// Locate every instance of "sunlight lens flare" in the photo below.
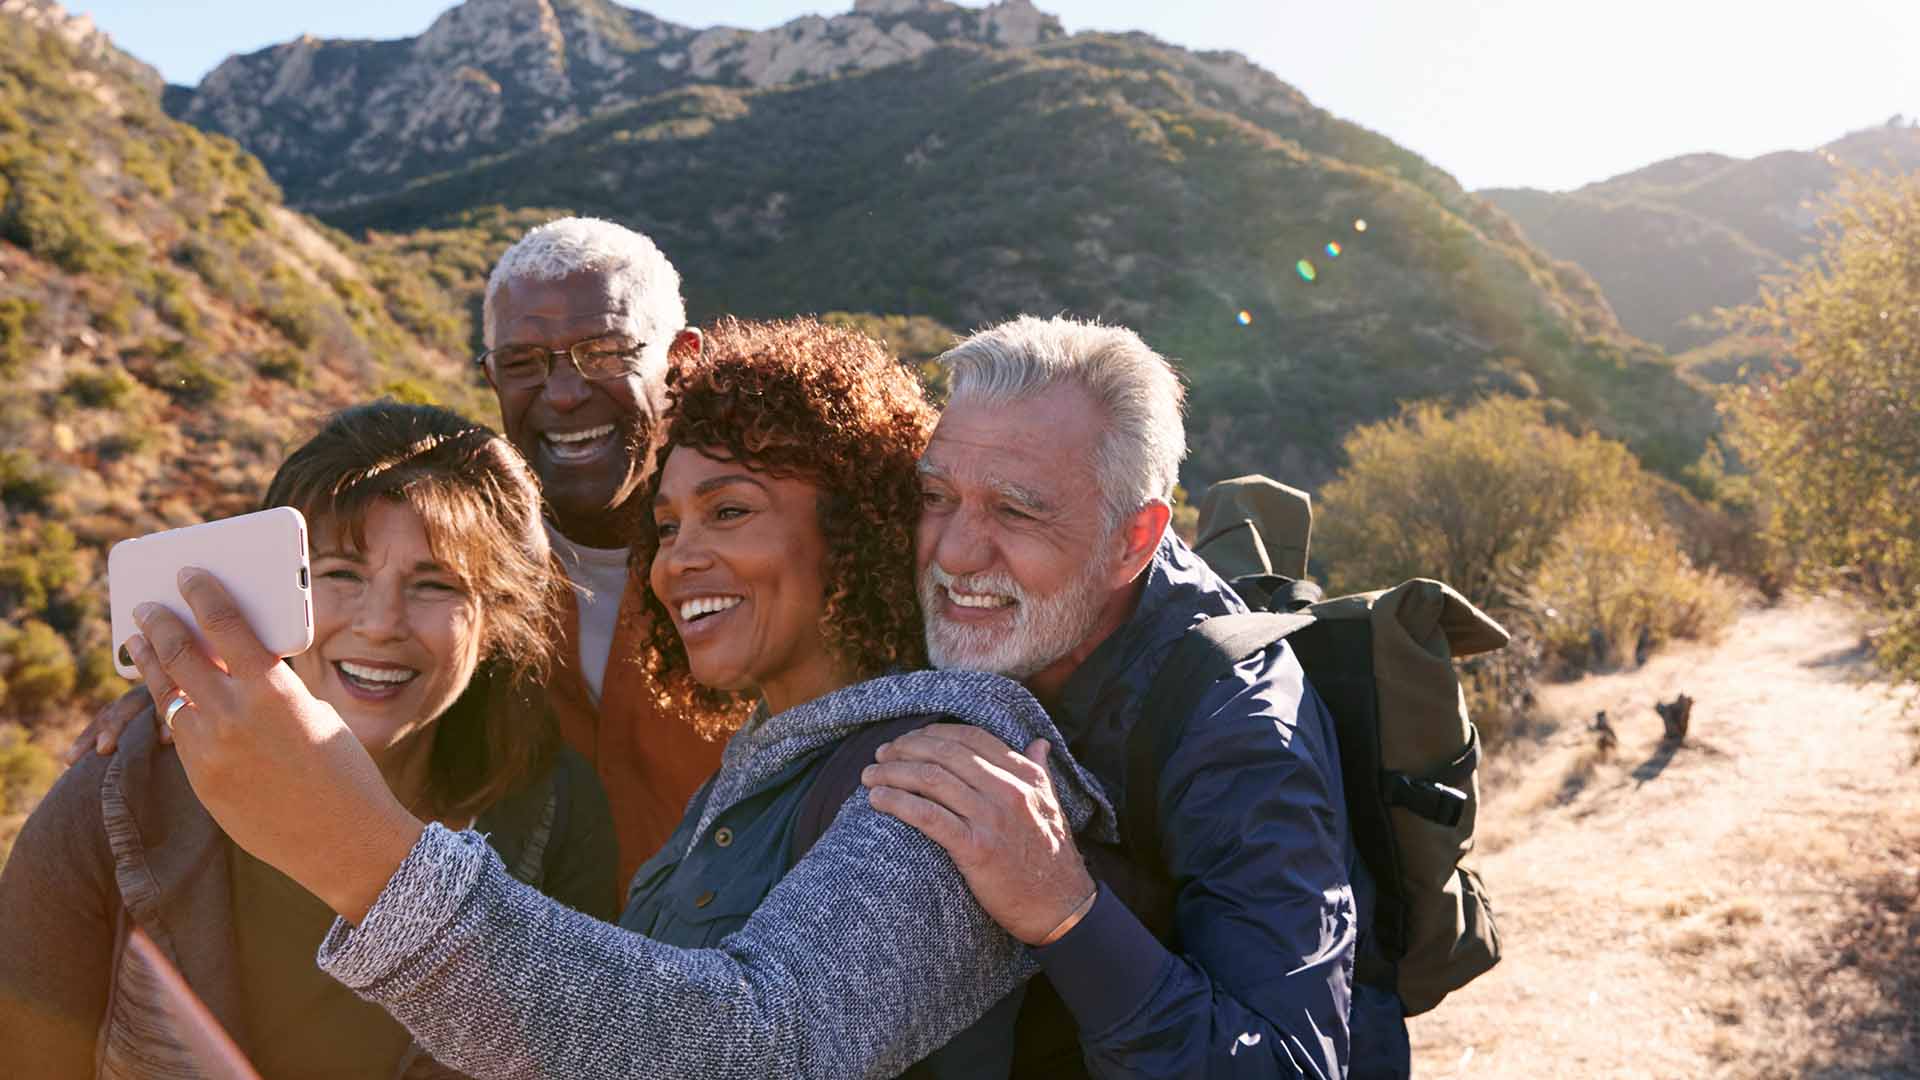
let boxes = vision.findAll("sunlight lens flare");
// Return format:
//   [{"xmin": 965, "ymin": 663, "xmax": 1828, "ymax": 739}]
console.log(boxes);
[
  {"xmin": 1325, "ymin": 241, "xmax": 1342, "ymax": 258},
  {"xmin": 1295, "ymin": 259, "xmax": 1317, "ymax": 282},
  {"xmin": 1354, "ymin": 218, "xmax": 1368, "ymax": 232},
  {"xmin": 1236, "ymin": 310, "xmax": 1252, "ymax": 326}
]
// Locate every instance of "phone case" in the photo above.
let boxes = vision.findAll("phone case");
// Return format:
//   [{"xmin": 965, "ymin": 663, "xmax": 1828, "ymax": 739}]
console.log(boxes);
[{"xmin": 109, "ymin": 507, "xmax": 314, "ymax": 679}]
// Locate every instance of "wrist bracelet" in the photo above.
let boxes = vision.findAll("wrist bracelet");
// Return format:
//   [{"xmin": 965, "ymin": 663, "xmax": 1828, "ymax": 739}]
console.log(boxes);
[{"xmin": 1036, "ymin": 886, "xmax": 1100, "ymax": 947}]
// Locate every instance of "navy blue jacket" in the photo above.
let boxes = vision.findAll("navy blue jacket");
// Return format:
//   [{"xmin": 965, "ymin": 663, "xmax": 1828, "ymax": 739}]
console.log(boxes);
[{"xmin": 1034, "ymin": 534, "xmax": 1408, "ymax": 1078}]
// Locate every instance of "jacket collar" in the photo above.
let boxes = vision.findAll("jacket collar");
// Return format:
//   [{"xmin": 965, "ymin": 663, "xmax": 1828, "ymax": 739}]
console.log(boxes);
[{"xmin": 1057, "ymin": 532, "xmax": 1246, "ymax": 731}]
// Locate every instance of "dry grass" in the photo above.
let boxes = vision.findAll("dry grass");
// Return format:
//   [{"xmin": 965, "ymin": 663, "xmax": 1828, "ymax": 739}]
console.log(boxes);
[{"xmin": 1412, "ymin": 596, "xmax": 1920, "ymax": 1078}]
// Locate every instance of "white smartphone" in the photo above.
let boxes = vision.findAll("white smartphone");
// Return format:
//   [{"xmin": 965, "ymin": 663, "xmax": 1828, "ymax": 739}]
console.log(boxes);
[{"xmin": 109, "ymin": 507, "xmax": 315, "ymax": 679}]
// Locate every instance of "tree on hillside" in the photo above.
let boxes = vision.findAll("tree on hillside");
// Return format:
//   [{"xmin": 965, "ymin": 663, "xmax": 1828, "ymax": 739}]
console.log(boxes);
[{"xmin": 1724, "ymin": 172, "xmax": 1920, "ymax": 685}]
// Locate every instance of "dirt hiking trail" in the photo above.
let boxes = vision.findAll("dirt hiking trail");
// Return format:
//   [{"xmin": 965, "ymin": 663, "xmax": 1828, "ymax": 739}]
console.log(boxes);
[{"xmin": 1407, "ymin": 597, "xmax": 1920, "ymax": 1078}]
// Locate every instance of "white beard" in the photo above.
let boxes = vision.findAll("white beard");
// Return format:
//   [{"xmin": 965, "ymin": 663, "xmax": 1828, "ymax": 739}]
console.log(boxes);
[{"xmin": 921, "ymin": 557, "xmax": 1110, "ymax": 680}]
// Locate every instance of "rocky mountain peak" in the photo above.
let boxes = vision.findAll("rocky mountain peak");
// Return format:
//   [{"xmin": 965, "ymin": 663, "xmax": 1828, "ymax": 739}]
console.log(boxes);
[
  {"xmin": 172, "ymin": 0, "xmax": 1070, "ymax": 208},
  {"xmin": 0, "ymin": 0, "xmax": 163, "ymax": 96}
]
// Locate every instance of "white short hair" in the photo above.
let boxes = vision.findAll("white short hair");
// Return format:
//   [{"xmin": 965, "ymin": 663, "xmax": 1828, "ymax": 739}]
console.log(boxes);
[
  {"xmin": 941, "ymin": 315, "xmax": 1187, "ymax": 532},
  {"xmin": 483, "ymin": 217, "xmax": 687, "ymax": 348}
]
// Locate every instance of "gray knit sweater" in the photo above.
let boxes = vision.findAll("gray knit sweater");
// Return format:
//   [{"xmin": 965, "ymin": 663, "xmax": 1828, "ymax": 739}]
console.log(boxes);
[{"xmin": 317, "ymin": 670, "xmax": 1118, "ymax": 1079}]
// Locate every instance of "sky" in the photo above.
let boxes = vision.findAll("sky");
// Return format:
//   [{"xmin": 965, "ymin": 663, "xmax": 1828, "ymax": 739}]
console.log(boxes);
[{"xmin": 74, "ymin": 0, "xmax": 1920, "ymax": 192}]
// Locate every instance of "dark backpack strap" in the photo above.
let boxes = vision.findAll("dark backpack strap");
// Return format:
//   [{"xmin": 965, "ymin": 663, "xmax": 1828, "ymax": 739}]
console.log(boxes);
[
  {"xmin": 1229, "ymin": 573, "xmax": 1324, "ymax": 613},
  {"xmin": 1126, "ymin": 612, "xmax": 1314, "ymax": 876},
  {"xmin": 789, "ymin": 713, "xmax": 944, "ymax": 868}
]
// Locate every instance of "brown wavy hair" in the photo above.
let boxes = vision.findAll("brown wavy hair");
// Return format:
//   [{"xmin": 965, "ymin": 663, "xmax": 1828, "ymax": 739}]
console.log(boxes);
[
  {"xmin": 631, "ymin": 316, "xmax": 939, "ymax": 729},
  {"xmin": 264, "ymin": 401, "xmax": 562, "ymax": 820}
]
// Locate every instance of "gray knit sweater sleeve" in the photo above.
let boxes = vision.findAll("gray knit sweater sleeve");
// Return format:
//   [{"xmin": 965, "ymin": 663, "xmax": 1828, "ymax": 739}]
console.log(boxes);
[{"xmin": 319, "ymin": 789, "xmax": 1035, "ymax": 1079}]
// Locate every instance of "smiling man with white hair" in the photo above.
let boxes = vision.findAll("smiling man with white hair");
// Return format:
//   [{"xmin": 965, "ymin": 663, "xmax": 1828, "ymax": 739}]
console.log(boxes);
[
  {"xmin": 474, "ymin": 218, "xmax": 730, "ymax": 894},
  {"xmin": 866, "ymin": 314, "xmax": 1407, "ymax": 1078}
]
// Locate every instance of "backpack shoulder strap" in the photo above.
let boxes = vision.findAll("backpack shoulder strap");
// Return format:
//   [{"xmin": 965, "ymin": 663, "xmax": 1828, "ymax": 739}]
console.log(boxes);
[
  {"xmin": 789, "ymin": 713, "xmax": 944, "ymax": 868},
  {"xmin": 1127, "ymin": 611, "xmax": 1314, "ymax": 874}
]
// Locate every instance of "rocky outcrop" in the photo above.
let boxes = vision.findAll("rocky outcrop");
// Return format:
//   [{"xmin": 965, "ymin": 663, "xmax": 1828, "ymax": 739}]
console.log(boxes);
[
  {"xmin": 173, "ymin": 0, "xmax": 1064, "ymax": 208},
  {"xmin": 0, "ymin": 0, "xmax": 163, "ymax": 96}
]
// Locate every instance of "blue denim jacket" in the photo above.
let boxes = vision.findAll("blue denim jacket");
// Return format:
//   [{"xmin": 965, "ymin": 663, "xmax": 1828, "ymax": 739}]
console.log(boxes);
[{"xmin": 1034, "ymin": 533, "xmax": 1410, "ymax": 1079}]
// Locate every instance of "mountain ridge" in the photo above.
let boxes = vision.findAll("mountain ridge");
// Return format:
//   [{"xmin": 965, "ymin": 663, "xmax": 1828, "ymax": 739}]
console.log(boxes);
[
  {"xmin": 169, "ymin": 0, "xmax": 1066, "ymax": 209},
  {"xmin": 145, "ymin": 0, "xmax": 1718, "ymax": 490},
  {"xmin": 1479, "ymin": 122, "xmax": 1920, "ymax": 353},
  {"xmin": 314, "ymin": 29, "xmax": 1708, "ymax": 485}
]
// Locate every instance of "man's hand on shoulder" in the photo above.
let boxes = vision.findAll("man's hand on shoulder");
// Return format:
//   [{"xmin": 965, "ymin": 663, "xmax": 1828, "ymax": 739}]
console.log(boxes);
[
  {"xmin": 62, "ymin": 685, "xmax": 161, "ymax": 765},
  {"xmin": 864, "ymin": 723, "xmax": 1096, "ymax": 946}
]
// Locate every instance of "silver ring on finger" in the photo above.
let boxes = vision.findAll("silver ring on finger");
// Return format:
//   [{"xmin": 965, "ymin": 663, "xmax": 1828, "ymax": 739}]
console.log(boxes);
[{"xmin": 162, "ymin": 690, "xmax": 195, "ymax": 732}]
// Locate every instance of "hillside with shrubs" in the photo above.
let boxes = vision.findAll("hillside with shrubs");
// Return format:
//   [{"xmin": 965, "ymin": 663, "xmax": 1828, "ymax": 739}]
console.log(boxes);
[
  {"xmin": 0, "ymin": 8, "xmax": 487, "ymax": 859},
  {"xmin": 186, "ymin": 0, "xmax": 1719, "ymax": 491}
]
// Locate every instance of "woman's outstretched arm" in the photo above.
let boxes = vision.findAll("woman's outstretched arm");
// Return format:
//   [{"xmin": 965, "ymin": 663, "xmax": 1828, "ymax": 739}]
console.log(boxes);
[{"xmin": 320, "ymin": 792, "xmax": 1029, "ymax": 1079}]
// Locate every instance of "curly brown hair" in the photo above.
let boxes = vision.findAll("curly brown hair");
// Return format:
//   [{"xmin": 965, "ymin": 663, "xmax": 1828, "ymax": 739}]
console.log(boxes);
[{"xmin": 631, "ymin": 316, "xmax": 939, "ymax": 729}]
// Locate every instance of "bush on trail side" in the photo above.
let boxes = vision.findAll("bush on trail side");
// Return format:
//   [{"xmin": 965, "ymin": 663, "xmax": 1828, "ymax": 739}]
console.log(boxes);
[
  {"xmin": 1317, "ymin": 396, "xmax": 1739, "ymax": 744},
  {"xmin": 1723, "ymin": 171, "xmax": 1920, "ymax": 688},
  {"xmin": 1523, "ymin": 509, "xmax": 1740, "ymax": 673},
  {"xmin": 1317, "ymin": 396, "xmax": 1652, "ymax": 609}
]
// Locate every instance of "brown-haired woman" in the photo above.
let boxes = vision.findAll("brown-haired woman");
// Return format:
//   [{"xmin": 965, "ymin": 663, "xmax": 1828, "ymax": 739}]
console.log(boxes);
[{"xmin": 0, "ymin": 401, "xmax": 617, "ymax": 1079}]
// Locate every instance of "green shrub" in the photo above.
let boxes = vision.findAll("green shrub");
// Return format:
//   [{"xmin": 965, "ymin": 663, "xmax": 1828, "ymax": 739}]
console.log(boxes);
[
  {"xmin": 379, "ymin": 379, "xmax": 441, "ymax": 406},
  {"xmin": 90, "ymin": 288, "xmax": 137, "ymax": 336},
  {"xmin": 0, "ymin": 296, "xmax": 39, "ymax": 372},
  {"xmin": 0, "ymin": 450, "xmax": 58, "ymax": 513},
  {"xmin": 151, "ymin": 274, "xmax": 202, "ymax": 338},
  {"xmin": 61, "ymin": 368, "xmax": 137, "ymax": 409},
  {"xmin": 0, "ymin": 552, "xmax": 47, "ymax": 613},
  {"xmin": 96, "ymin": 428, "xmax": 155, "ymax": 462},
  {"xmin": 255, "ymin": 349, "xmax": 308, "ymax": 385},
  {"xmin": 1317, "ymin": 396, "xmax": 1651, "ymax": 608},
  {"xmin": 154, "ymin": 355, "xmax": 231, "ymax": 405},
  {"xmin": 0, "ymin": 620, "xmax": 77, "ymax": 717},
  {"xmin": 1, "ymin": 176, "xmax": 126, "ymax": 276},
  {"xmin": 1523, "ymin": 509, "xmax": 1741, "ymax": 671},
  {"xmin": 0, "ymin": 721, "xmax": 59, "ymax": 867},
  {"xmin": 0, "ymin": 722, "xmax": 56, "ymax": 812},
  {"xmin": 76, "ymin": 643, "xmax": 128, "ymax": 705},
  {"xmin": 263, "ymin": 279, "xmax": 326, "ymax": 350}
]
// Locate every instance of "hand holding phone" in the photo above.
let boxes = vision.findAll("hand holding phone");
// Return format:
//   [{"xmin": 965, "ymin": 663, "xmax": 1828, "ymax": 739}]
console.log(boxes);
[{"xmin": 109, "ymin": 508, "xmax": 314, "ymax": 679}]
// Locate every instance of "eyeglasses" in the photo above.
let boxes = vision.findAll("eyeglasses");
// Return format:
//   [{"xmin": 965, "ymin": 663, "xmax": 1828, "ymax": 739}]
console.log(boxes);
[{"xmin": 475, "ymin": 335, "xmax": 652, "ymax": 389}]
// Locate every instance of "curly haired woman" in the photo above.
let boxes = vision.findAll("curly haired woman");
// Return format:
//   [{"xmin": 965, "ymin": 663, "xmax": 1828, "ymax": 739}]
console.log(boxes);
[{"xmin": 111, "ymin": 318, "xmax": 1117, "ymax": 1079}]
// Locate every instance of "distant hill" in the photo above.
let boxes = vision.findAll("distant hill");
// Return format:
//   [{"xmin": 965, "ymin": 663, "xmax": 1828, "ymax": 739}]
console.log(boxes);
[
  {"xmin": 1480, "ymin": 123, "xmax": 1920, "ymax": 355},
  {"xmin": 172, "ymin": 0, "xmax": 1718, "ymax": 494},
  {"xmin": 0, "ymin": 0, "xmax": 485, "ymax": 725}
]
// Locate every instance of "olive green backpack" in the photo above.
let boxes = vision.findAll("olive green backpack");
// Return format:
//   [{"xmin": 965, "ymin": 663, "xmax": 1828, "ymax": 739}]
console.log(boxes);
[{"xmin": 1132, "ymin": 475, "xmax": 1506, "ymax": 1015}]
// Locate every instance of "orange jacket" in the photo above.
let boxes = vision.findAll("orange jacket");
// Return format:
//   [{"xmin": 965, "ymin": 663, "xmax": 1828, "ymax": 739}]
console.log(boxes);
[{"xmin": 546, "ymin": 569, "xmax": 727, "ymax": 895}]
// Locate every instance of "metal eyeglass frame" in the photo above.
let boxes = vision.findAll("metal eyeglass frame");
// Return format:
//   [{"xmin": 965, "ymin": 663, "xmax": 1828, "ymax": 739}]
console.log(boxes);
[{"xmin": 473, "ymin": 334, "xmax": 651, "ymax": 386}]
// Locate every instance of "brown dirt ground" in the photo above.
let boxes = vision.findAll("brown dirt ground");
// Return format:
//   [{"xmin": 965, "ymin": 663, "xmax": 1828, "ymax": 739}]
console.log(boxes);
[{"xmin": 1410, "ymin": 596, "xmax": 1920, "ymax": 1079}]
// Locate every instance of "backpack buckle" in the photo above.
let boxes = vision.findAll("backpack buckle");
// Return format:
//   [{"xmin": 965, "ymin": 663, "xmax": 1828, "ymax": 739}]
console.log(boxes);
[{"xmin": 1384, "ymin": 772, "xmax": 1468, "ymax": 829}]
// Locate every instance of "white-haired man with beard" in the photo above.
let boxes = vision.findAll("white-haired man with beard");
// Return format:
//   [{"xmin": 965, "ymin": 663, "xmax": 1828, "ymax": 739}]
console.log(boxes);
[{"xmin": 864, "ymin": 315, "xmax": 1410, "ymax": 1078}]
